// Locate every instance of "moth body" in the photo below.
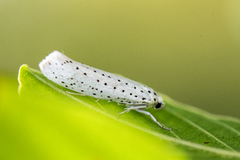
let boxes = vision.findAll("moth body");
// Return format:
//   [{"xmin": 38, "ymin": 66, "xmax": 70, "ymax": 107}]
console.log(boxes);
[{"xmin": 39, "ymin": 51, "xmax": 170, "ymax": 130}]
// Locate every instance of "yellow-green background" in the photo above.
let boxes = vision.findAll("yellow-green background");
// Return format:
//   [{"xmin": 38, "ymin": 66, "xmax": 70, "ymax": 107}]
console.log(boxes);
[{"xmin": 1, "ymin": 0, "xmax": 240, "ymax": 118}]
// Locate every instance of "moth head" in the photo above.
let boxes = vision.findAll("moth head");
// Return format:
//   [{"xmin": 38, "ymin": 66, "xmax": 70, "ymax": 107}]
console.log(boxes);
[{"xmin": 154, "ymin": 96, "xmax": 165, "ymax": 110}]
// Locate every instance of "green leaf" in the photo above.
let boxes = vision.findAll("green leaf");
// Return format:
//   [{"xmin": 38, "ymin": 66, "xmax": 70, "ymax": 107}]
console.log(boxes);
[
  {"xmin": 2, "ymin": 64, "xmax": 240, "ymax": 160},
  {"xmin": 1, "ymin": 64, "xmax": 187, "ymax": 160}
]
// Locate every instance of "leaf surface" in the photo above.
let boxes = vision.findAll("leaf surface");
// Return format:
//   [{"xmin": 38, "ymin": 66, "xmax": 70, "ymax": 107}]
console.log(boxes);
[{"xmin": 5, "ymin": 64, "xmax": 240, "ymax": 160}]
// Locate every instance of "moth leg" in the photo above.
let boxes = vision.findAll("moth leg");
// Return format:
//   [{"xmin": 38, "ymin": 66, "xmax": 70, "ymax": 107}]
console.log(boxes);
[
  {"xmin": 66, "ymin": 91, "xmax": 88, "ymax": 96},
  {"xmin": 136, "ymin": 109, "xmax": 171, "ymax": 130},
  {"xmin": 117, "ymin": 105, "xmax": 148, "ymax": 117}
]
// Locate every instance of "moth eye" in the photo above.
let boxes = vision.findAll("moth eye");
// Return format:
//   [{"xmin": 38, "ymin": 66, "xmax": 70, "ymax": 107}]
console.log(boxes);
[
  {"xmin": 155, "ymin": 103, "xmax": 162, "ymax": 109},
  {"xmin": 154, "ymin": 102, "xmax": 165, "ymax": 110}
]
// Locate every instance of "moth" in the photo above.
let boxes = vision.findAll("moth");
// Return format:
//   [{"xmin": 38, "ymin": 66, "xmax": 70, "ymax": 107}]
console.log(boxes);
[{"xmin": 39, "ymin": 51, "xmax": 170, "ymax": 130}]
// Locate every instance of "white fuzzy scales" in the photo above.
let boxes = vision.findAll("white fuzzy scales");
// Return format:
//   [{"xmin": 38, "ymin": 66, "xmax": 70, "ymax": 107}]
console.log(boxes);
[{"xmin": 39, "ymin": 51, "xmax": 170, "ymax": 130}]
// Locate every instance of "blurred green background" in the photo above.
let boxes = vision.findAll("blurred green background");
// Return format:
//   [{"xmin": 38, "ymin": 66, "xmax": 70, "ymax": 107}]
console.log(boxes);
[{"xmin": 1, "ymin": 0, "xmax": 240, "ymax": 118}]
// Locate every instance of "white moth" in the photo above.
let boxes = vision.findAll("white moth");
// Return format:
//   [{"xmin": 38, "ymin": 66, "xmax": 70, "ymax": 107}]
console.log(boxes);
[{"xmin": 39, "ymin": 51, "xmax": 171, "ymax": 130}]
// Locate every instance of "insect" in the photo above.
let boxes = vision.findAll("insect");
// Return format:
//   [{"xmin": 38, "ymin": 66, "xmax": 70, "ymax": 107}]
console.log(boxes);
[{"xmin": 39, "ymin": 51, "xmax": 171, "ymax": 130}]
